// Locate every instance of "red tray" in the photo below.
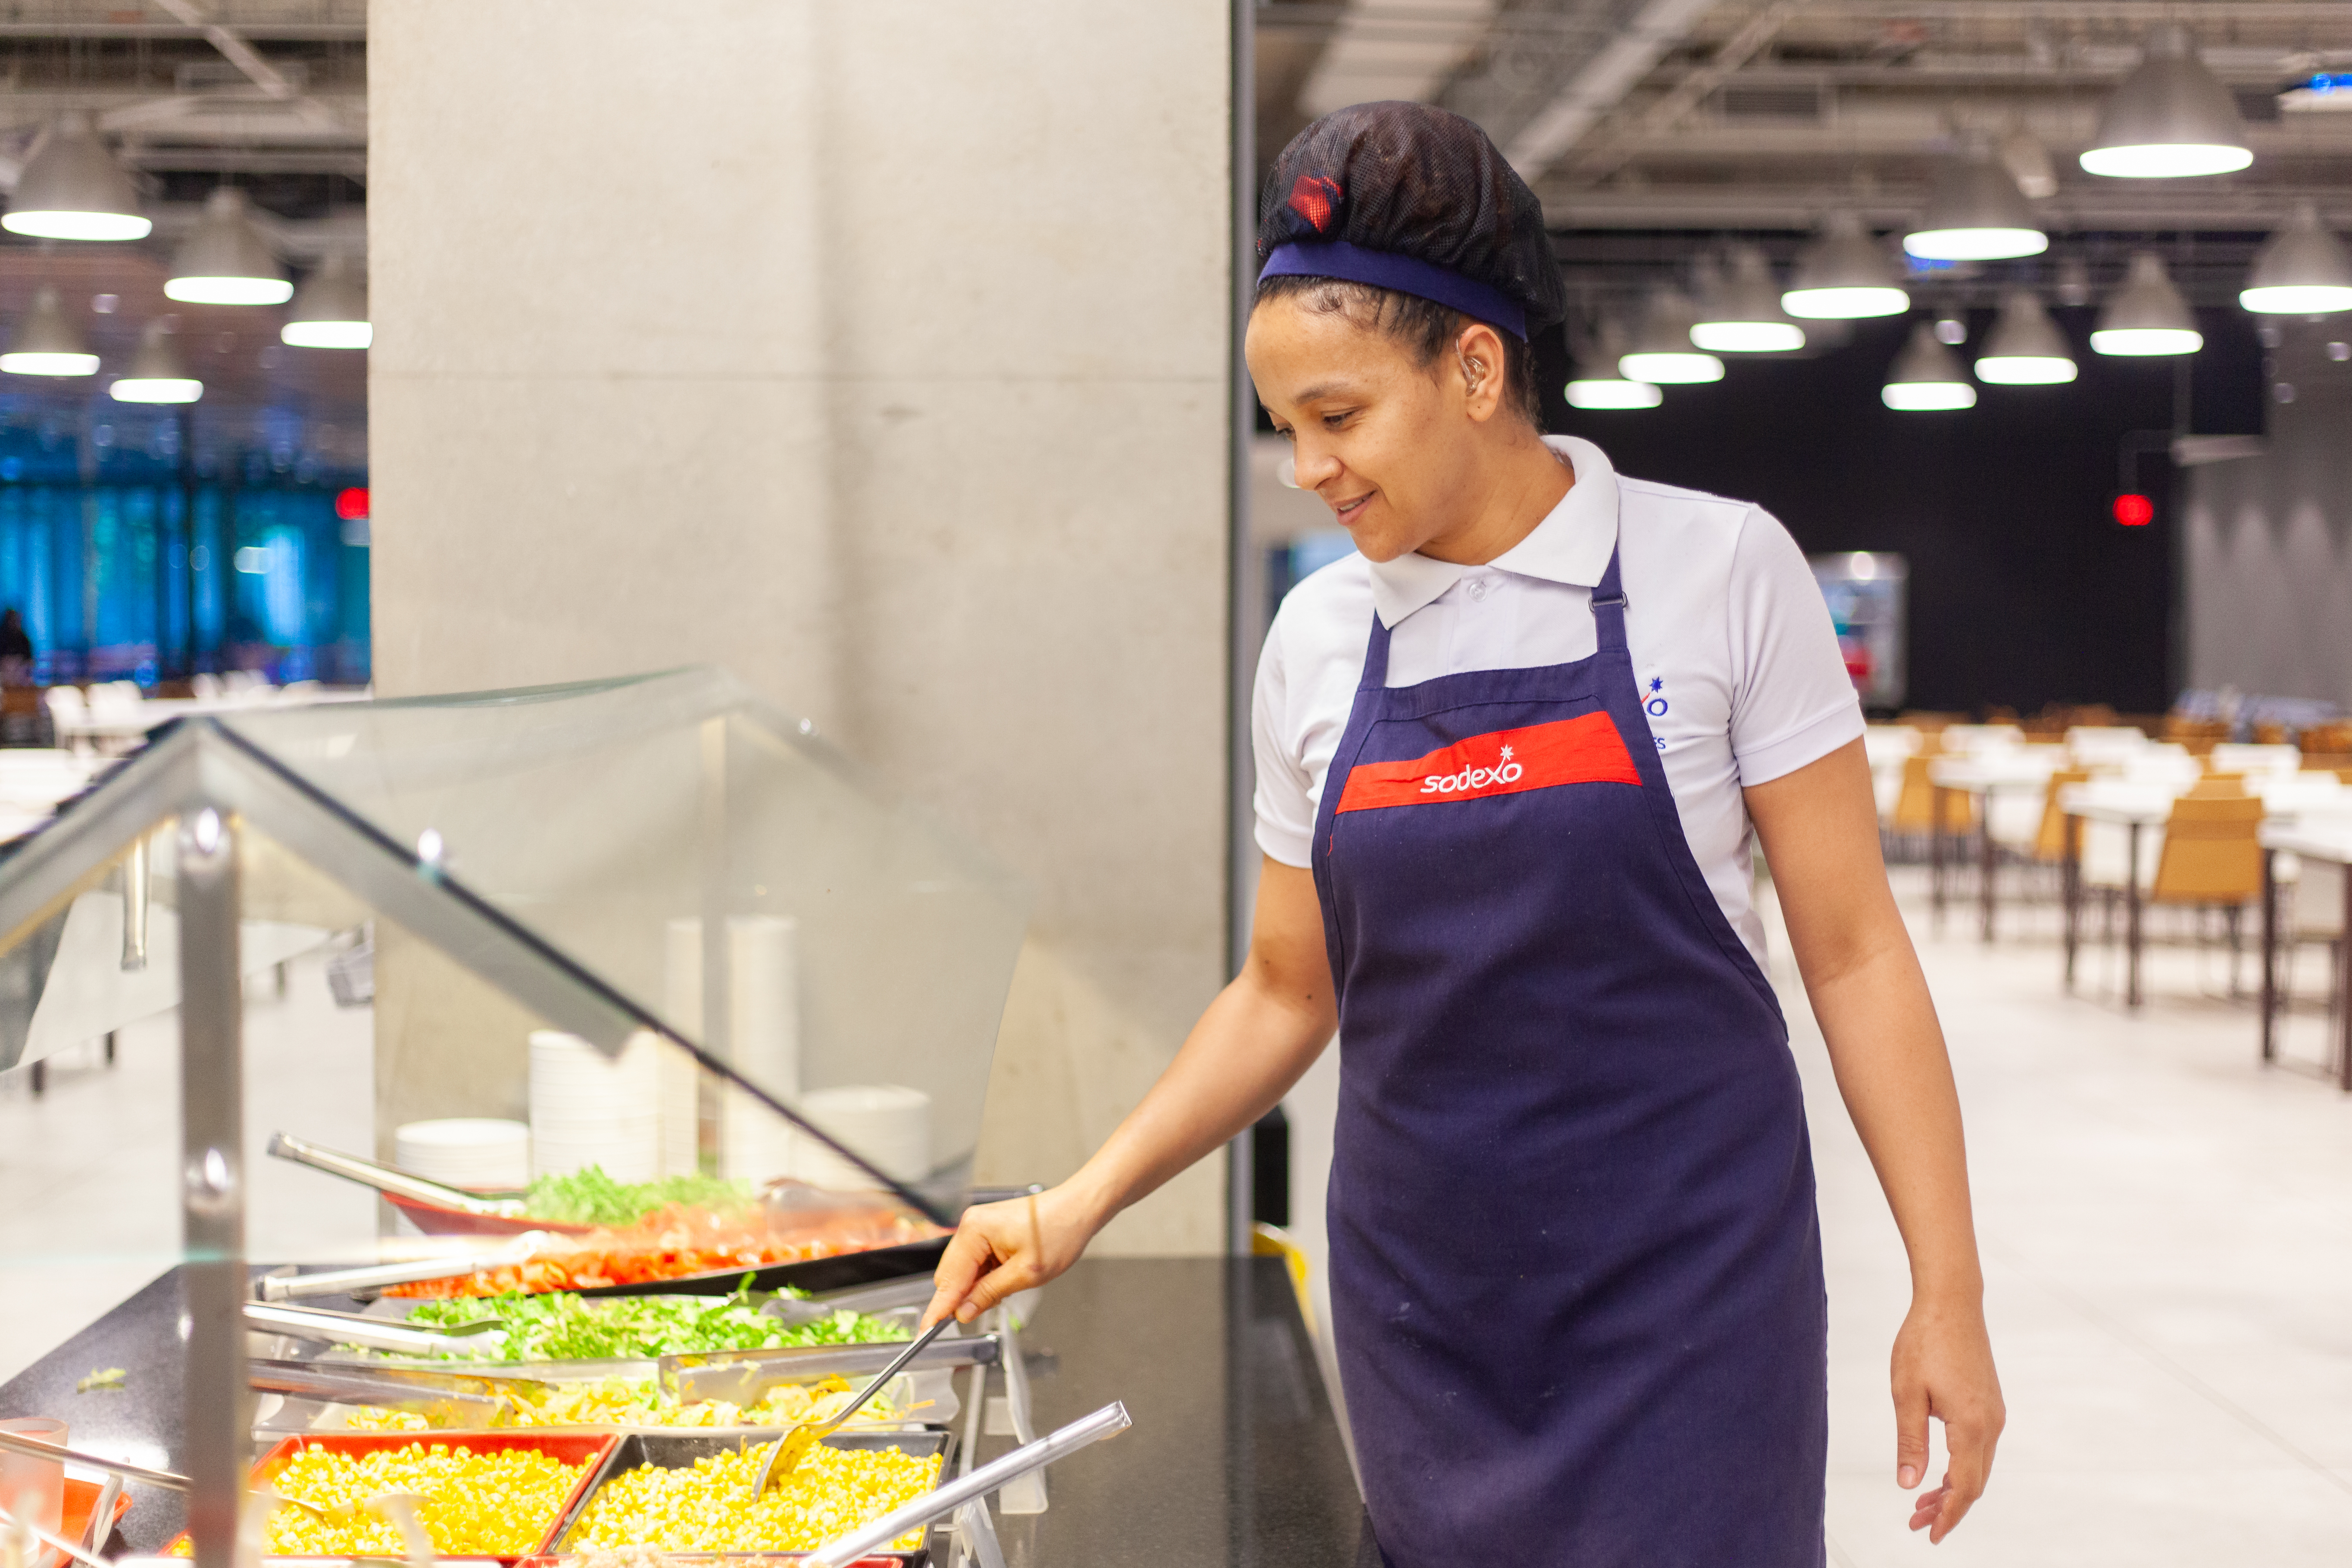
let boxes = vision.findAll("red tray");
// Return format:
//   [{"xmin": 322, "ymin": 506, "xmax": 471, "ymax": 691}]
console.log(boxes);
[{"xmin": 169, "ymin": 1431, "xmax": 618, "ymax": 1562}]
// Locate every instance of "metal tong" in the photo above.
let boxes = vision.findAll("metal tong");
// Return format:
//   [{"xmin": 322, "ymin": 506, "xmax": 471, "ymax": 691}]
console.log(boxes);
[
  {"xmin": 244, "ymin": 1301, "xmax": 505, "ymax": 1359},
  {"xmin": 803, "ymin": 1401, "xmax": 1133, "ymax": 1568},
  {"xmin": 749, "ymin": 1317, "xmax": 953, "ymax": 1495},
  {"xmin": 247, "ymin": 1358, "xmax": 536, "ymax": 1427},
  {"xmin": 265, "ymin": 1131, "xmax": 527, "ymax": 1218},
  {"xmin": 253, "ymin": 1232, "xmax": 547, "ymax": 1302}
]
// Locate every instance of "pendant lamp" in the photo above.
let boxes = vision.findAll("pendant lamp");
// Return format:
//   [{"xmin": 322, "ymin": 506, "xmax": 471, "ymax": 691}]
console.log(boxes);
[
  {"xmin": 1619, "ymin": 291, "xmax": 1723, "ymax": 384},
  {"xmin": 2, "ymin": 112, "xmax": 150, "ymax": 241},
  {"xmin": 2240, "ymin": 203, "xmax": 2352, "ymax": 315},
  {"xmin": 2091, "ymin": 253, "xmax": 2203, "ymax": 356},
  {"xmin": 0, "ymin": 287, "xmax": 97, "ymax": 376},
  {"xmin": 1974, "ymin": 289, "xmax": 2077, "ymax": 384},
  {"xmin": 166, "ymin": 188, "xmax": 291, "ymax": 306},
  {"xmin": 1783, "ymin": 213, "xmax": 1909, "ymax": 320},
  {"xmin": 2080, "ymin": 26, "xmax": 2252, "ymax": 179},
  {"xmin": 109, "ymin": 321, "xmax": 201, "ymax": 403},
  {"xmin": 1565, "ymin": 317, "xmax": 1662, "ymax": 409},
  {"xmin": 281, "ymin": 256, "xmax": 370, "ymax": 349},
  {"xmin": 1881, "ymin": 321, "xmax": 1977, "ymax": 410},
  {"xmin": 1691, "ymin": 247, "xmax": 1805, "ymax": 352},
  {"xmin": 1904, "ymin": 149, "xmax": 2047, "ymax": 262}
]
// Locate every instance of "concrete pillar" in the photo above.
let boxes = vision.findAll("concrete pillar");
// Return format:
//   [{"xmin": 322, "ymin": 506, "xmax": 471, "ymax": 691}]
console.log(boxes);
[{"xmin": 367, "ymin": 0, "xmax": 1233, "ymax": 1252}]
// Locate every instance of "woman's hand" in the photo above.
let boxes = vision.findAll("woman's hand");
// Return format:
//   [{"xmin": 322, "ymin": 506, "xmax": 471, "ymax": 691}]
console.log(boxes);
[
  {"xmin": 921, "ymin": 1182, "xmax": 1103, "ymax": 1327},
  {"xmin": 1892, "ymin": 1293, "xmax": 2004, "ymax": 1543}
]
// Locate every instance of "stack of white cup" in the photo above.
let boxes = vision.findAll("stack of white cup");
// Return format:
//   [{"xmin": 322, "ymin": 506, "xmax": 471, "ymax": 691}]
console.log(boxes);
[
  {"xmin": 667, "ymin": 914, "xmax": 803, "ymax": 1184},
  {"xmin": 389, "ymin": 1118, "xmax": 530, "ymax": 1234},
  {"xmin": 528, "ymin": 1030, "xmax": 661, "ymax": 1182}
]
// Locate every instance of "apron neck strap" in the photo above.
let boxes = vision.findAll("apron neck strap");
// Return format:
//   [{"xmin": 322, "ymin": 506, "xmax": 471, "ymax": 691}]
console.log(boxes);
[
  {"xmin": 1590, "ymin": 546, "xmax": 1627, "ymax": 652},
  {"xmin": 1359, "ymin": 612, "xmax": 1393, "ymax": 691}
]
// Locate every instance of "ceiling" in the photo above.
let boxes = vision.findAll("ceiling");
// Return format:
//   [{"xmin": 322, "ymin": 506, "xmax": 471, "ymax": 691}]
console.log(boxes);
[
  {"xmin": 0, "ymin": 1, "xmax": 365, "ymax": 463},
  {"xmin": 1257, "ymin": 1, "xmax": 2352, "ymax": 319}
]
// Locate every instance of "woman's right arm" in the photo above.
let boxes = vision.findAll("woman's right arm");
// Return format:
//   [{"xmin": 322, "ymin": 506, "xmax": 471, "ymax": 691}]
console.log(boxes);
[{"xmin": 921, "ymin": 856, "xmax": 1337, "ymax": 1326}]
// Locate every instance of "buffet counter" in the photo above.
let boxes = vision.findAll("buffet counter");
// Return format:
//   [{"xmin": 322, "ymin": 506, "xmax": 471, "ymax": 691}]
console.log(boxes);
[{"xmin": 0, "ymin": 1256, "xmax": 1366, "ymax": 1567}]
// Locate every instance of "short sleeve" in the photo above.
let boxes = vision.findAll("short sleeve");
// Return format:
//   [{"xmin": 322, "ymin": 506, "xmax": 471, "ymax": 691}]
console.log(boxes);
[
  {"xmin": 1252, "ymin": 616, "xmax": 1318, "ymax": 867},
  {"xmin": 1725, "ymin": 506, "xmax": 1865, "ymax": 786}
]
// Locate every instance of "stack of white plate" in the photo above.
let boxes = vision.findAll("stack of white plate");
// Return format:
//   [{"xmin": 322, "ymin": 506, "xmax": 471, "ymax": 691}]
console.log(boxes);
[
  {"xmin": 395, "ymin": 1118, "xmax": 531, "ymax": 1190},
  {"xmin": 788, "ymin": 1084, "xmax": 931, "ymax": 1191},
  {"xmin": 529, "ymin": 1030, "xmax": 661, "ymax": 1182},
  {"xmin": 389, "ymin": 1119, "xmax": 529, "ymax": 1235}
]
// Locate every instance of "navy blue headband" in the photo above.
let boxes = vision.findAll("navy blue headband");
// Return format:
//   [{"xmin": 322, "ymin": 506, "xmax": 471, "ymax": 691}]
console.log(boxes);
[{"xmin": 1258, "ymin": 240, "xmax": 1530, "ymax": 341}]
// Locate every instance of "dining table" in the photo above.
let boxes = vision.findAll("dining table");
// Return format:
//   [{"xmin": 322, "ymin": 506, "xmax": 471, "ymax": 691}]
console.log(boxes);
[
  {"xmin": 1927, "ymin": 750, "xmax": 2063, "ymax": 940},
  {"xmin": 2258, "ymin": 816, "xmax": 2352, "ymax": 1090},
  {"xmin": 2064, "ymin": 775, "xmax": 2349, "ymax": 1011}
]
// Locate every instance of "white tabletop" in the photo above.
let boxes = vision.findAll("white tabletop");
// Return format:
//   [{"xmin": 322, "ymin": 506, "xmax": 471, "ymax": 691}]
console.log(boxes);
[
  {"xmin": 2060, "ymin": 781, "xmax": 2179, "ymax": 825},
  {"xmin": 1929, "ymin": 751, "xmax": 2064, "ymax": 791},
  {"xmin": 2261, "ymin": 822, "xmax": 2352, "ymax": 861}
]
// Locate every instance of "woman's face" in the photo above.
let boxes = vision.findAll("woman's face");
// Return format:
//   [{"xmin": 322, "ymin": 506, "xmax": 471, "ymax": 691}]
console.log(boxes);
[{"xmin": 1246, "ymin": 297, "xmax": 1484, "ymax": 563}]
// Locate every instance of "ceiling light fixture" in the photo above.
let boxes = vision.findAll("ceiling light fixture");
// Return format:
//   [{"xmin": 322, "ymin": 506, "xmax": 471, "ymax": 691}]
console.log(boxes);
[
  {"xmin": 3, "ymin": 112, "xmax": 150, "ymax": 241},
  {"xmin": 109, "ymin": 321, "xmax": 201, "ymax": 403},
  {"xmin": 281, "ymin": 256, "xmax": 370, "ymax": 349},
  {"xmin": 1882, "ymin": 321, "xmax": 1977, "ymax": 410},
  {"xmin": 1782, "ymin": 212, "xmax": 1909, "ymax": 319},
  {"xmin": 1904, "ymin": 147, "xmax": 2048, "ymax": 262},
  {"xmin": 1975, "ymin": 289, "xmax": 2078, "ymax": 384},
  {"xmin": 165, "ymin": 187, "xmax": 291, "ymax": 306},
  {"xmin": 2091, "ymin": 252, "xmax": 2203, "ymax": 356},
  {"xmin": 2240, "ymin": 203, "xmax": 2352, "ymax": 315},
  {"xmin": 1619, "ymin": 291, "xmax": 1724, "ymax": 384},
  {"xmin": 2080, "ymin": 26, "xmax": 2253, "ymax": 178},
  {"xmin": 1566, "ymin": 318, "xmax": 1662, "ymax": 409},
  {"xmin": 0, "ymin": 287, "xmax": 98, "ymax": 376},
  {"xmin": 1692, "ymin": 247, "xmax": 1806, "ymax": 352}
]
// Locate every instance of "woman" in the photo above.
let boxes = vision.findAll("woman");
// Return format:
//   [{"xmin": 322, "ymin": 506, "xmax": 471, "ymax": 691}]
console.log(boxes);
[{"xmin": 926, "ymin": 102, "xmax": 2002, "ymax": 1564}]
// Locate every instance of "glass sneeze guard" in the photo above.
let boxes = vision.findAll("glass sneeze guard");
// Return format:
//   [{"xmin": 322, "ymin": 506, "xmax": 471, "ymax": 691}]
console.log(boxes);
[{"xmin": 0, "ymin": 666, "xmax": 1028, "ymax": 1568}]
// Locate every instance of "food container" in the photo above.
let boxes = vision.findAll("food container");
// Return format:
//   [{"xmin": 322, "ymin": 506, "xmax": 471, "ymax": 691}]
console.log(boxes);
[
  {"xmin": 551, "ymin": 1430, "xmax": 955, "ymax": 1565},
  {"xmin": 168, "ymin": 1431, "xmax": 619, "ymax": 1561}
]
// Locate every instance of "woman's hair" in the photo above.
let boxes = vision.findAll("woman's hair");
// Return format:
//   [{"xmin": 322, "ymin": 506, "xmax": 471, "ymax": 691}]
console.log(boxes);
[{"xmin": 1254, "ymin": 273, "xmax": 1543, "ymax": 430}]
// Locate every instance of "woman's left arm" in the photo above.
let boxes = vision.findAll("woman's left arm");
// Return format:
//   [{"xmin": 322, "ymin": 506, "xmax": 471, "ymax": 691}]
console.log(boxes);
[{"xmin": 1745, "ymin": 735, "xmax": 2005, "ymax": 1544}]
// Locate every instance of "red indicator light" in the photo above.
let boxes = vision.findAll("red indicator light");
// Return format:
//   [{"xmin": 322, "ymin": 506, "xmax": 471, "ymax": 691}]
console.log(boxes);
[
  {"xmin": 334, "ymin": 486, "xmax": 370, "ymax": 521},
  {"xmin": 2112, "ymin": 493, "xmax": 2154, "ymax": 527}
]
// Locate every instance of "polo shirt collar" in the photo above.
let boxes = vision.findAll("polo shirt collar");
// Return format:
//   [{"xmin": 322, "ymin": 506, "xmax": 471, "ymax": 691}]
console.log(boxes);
[{"xmin": 1365, "ymin": 435, "xmax": 1622, "ymax": 628}]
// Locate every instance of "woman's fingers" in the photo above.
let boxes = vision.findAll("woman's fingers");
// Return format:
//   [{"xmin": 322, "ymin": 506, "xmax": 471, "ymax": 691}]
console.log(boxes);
[
  {"xmin": 1927, "ymin": 1405, "xmax": 1999, "ymax": 1543},
  {"xmin": 1906, "ymin": 1482, "xmax": 1948, "ymax": 1533},
  {"xmin": 922, "ymin": 1217, "xmax": 1009, "ymax": 1329}
]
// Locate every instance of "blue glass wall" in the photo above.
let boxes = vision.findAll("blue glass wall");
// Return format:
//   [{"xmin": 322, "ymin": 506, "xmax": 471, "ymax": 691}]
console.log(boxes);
[{"xmin": 0, "ymin": 407, "xmax": 367, "ymax": 686}]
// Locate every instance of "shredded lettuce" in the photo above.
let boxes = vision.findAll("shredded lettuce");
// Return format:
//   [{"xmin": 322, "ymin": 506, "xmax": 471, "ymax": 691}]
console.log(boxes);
[
  {"xmin": 519, "ymin": 1165, "xmax": 756, "ymax": 1228},
  {"xmin": 394, "ymin": 1281, "xmax": 908, "ymax": 1362}
]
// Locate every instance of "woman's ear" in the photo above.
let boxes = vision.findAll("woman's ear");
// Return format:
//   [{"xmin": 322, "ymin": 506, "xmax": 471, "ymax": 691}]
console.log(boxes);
[{"xmin": 1452, "ymin": 321, "xmax": 1509, "ymax": 423}]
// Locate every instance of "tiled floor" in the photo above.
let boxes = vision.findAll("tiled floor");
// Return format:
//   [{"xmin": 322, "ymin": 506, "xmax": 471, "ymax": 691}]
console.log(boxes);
[
  {"xmin": 1792, "ymin": 868, "xmax": 2352, "ymax": 1564},
  {"xmin": 7, "ymin": 873, "xmax": 2352, "ymax": 1562}
]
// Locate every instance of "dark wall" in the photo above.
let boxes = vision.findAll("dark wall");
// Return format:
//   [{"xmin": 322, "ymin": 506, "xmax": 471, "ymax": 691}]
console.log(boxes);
[{"xmin": 1534, "ymin": 308, "xmax": 2265, "ymax": 715}]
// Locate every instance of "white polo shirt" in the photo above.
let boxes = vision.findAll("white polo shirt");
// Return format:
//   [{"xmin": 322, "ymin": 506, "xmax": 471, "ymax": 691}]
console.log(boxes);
[{"xmin": 1252, "ymin": 434, "xmax": 1864, "ymax": 965}]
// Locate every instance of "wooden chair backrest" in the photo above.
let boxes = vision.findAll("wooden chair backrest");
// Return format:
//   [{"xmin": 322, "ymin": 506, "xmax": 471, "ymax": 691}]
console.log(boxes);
[
  {"xmin": 2150, "ymin": 793, "xmax": 2265, "ymax": 904},
  {"xmin": 2034, "ymin": 768, "xmax": 2091, "ymax": 860},
  {"xmin": 1892, "ymin": 753, "xmax": 1975, "ymax": 834},
  {"xmin": 2186, "ymin": 774, "xmax": 2246, "ymax": 797}
]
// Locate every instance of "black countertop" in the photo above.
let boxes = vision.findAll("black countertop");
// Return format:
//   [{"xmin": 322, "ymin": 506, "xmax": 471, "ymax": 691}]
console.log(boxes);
[{"xmin": 0, "ymin": 1257, "xmax": 1368, "ymax": 1566}]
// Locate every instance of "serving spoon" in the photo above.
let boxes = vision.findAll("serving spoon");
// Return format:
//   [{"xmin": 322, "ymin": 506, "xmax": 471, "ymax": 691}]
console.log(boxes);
[{"xmin": 747, "ymin": 1316, "xmax": 952, "ymax": 1495}]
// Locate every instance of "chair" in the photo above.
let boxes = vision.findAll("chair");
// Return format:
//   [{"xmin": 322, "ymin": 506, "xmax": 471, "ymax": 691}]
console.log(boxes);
[
  {"xmin": 1892, "ymin": 752, "xmax": 1976, "ymax": 838},
  {"xmin": 191, "ymin": 672, "xmax": 223, "ymax": 700},
  {"xmin": 42, "ymin": 685, "xmax": 87, "ymax": 755},
  {"xmin": 2148, "ymin": 793, "xmax": 2268, "ymax": 993},
  {"xmin": 2033, "ymin": 768, "xmax": 2092, "ymax": 863}
]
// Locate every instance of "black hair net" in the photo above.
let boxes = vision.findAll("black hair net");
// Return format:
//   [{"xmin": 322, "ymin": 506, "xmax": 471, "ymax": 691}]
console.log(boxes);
[{"xmin": 1257, "ymin": 101, "xmax": 1566, "ymax": 333}]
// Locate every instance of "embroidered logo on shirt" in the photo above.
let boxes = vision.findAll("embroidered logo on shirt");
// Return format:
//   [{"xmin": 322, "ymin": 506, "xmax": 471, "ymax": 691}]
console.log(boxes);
[{"xmin": 1334, "ymin": 711, "xmax": 1640, "ymax": 815}]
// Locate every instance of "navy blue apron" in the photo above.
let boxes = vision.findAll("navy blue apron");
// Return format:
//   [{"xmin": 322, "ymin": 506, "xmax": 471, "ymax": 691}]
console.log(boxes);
[{"xmin": 1310, "ymin": 544, "xmax": 1827, "ymax": 1567}]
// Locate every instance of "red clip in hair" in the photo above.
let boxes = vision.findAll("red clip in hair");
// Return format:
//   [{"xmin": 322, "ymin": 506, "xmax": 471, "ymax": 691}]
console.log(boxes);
[{"xmin": 1287, "ymin": 174, "xmax": 1343, "ymax": 232}]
